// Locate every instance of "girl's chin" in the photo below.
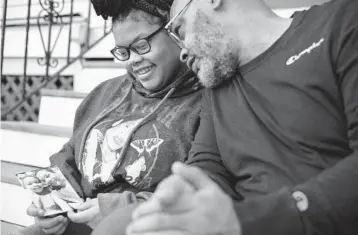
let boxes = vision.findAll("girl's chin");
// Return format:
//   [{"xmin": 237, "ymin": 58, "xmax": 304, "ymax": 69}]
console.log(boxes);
[
  {"xmin": 142, "ymin": 83, "xmax": 158, "ymax": 91},
  {"xmin": 141, "ymin": 81, "xmax": 163, "ymax": 91}
]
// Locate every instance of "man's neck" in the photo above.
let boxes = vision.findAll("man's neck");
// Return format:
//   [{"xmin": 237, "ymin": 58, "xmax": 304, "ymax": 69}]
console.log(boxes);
[{"xmin": 235, "ymin": 15, "xmax": 293, "ymax": 66}]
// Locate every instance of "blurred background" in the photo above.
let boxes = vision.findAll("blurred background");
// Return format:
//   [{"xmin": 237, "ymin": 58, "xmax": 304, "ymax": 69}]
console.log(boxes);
[{"xmin": 0, "ymin": 0, "xmax": 330, "ymax": 234}]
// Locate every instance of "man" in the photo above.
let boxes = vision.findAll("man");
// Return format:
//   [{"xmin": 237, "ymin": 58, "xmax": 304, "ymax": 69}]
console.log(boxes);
[{"xmin": 124, "ymin": 0, "xmax": 358, "ymax": 234}]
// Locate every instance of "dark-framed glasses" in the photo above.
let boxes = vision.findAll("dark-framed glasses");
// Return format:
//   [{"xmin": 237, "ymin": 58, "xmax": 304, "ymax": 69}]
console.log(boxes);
[
  {"xmin": 164, "ymin": 0, "xmax": 194, "ymax": 48},
  {"xmin": 111, "ymin": 27, "xmax": 163, "ymax": 61}
]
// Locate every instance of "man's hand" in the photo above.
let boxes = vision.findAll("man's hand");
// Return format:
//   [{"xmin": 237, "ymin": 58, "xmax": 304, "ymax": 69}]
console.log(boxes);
[
  {"xmin": 127, "ymin": 162, "xmax": 241, "ymax": 235},
  {"xmin": 131, "ymin": 172, "xmax": 196, "ymax": 219},
  {"xmin": 27, "ymin": 204, "xmax": 69, "ymax": 235},
  {"xmin": 67, "ymin": 198, "xmax": 101, "ymax": 229}
]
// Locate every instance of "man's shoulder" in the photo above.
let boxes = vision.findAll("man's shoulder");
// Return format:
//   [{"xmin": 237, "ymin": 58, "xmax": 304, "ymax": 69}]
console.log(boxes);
[
  {"xmin": 312, "ymin": 0, "xmax": 358, "ymax": 52},
  {"xmin": 291, "ymin": 0, "xmax": 358, "ymax": 52},
  {"xmin": 306, "ymin": 0, "xmax": 358, "ymax": 27},
  {"xmin": 333, "ymin": 0, "xmax": 358, "ymax": 28}
]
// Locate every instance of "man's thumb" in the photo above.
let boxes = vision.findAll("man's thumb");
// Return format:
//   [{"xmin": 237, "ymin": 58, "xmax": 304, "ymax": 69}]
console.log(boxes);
[
  {"xmin": 172, "ymin": 162, "xmax": 213, "ymax": 190},
  {"xmin": 155, "ymin": 174, "xmax": 194, "ymax": 207}
]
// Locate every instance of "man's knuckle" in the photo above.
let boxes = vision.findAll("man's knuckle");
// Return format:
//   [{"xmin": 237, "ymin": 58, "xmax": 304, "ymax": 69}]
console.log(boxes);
[
  {"xmin": 160, "ymin": 175, "xmax": 180, "ymax": 189},
  {"xmin": 42, "ymin": 228, "xmax": 51, "ymax": 235},
  {"xmin": 37, "ymin": 219, "xmax": 46, "ymax": 228},
  {"xmin": 54, "ymin": 225, "xmax": 66, "ymax": 235},
  {"xmin": 149, "ymin": 213, "xmax": 170, "ymax": 229},
  {"xmin": 209, "ymin": 183, "xmax": 221, "ymax": 193},
  {"xmin": 151, "ymin": 214, "xmax": 162, "ymax": 227},
  {"xmin": 198, "ymin": 191, "xmax": 215, "ymax": 203}
]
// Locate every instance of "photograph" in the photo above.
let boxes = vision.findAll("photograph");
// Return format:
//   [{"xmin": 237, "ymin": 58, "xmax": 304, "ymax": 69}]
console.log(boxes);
[{"xmin": 16, "ymin": 166, "xmax": 84, "ymax": 217}]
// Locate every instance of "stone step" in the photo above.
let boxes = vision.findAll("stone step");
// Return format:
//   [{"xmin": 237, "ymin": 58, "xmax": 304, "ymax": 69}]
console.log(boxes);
[
  {"xmin": 1, "ymin": 121, "xmax": 71, "ymax": 168},
  {"xmin": 1, "ymin": 221, "xmax": 25, "ymax": 235},
  {"xmin": 1, "ymin": 182, "xmax": 35, "ymax": 227},
  {"xmin": 265, "ymin": 0, "xmax": 329, "ymax": 8},
  {"xmin": 1, "ymin": 162, "xmax": 40, "ymax": 229},
  {"xmin": 0, "ymin": 121, "xmax": 72, "ymax": 228},
  {"xmin": 39, "ymin": 89, "xmax": 87, "ymax": 128},
  {"xmin": 273, "ymin": 7, "xmax": 308, "ymax": 18},
  {"xmin": 73, "ymin": 67, "xmax": 126, "ymax": 93},
  {"xmin": 1, "ymin": 161, "xmax": 41, "ymax": 186}
]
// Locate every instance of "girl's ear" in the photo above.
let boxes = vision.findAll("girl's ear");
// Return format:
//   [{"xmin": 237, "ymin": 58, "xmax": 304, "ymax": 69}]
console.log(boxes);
[{"xmin": 156, "ymin": 7, "xmax": 170, "ymax": 22}]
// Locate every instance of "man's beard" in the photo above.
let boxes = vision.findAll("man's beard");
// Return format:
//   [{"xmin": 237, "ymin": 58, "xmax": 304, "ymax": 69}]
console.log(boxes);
[{"xmin": 188, "ymin": 10, "xmax": 238, "ymax": 88}]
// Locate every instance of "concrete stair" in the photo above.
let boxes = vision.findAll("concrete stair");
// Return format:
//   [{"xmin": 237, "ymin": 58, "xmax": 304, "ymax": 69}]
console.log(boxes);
[
  {"xmin": 1, "ymin": 221, "xmax": 27, "ymax": 235},
  {"xmin": 73, "ymin": 66, "xmax": 126, "ymax": 93},
  {"xmin": 0, "ymin": 121, "xmax": 72, "ymax": 231},
  {"xmin": 1, "ymin": 161, "xmax": 40, "ymax": 228},
  {"xmin": 38, "ymin": 89, "xmax": 87, "ymax": 128},
  {"xmin": 1, "ymin": 182, "xmax": 35, "ymax": 227},
  {"xmin": 273, "ymin": 7, "xmax": 307, "ymax": 17},
  {"xmin": 1, "ymin": 161, "xmax": 40, "ymax": 186},
  {"xmin": 74, "ymin": 33, "xmax": 127, "ymax": 93},
  {"xmin": 1, "ymin": 121, "xmax": 71, "ymax": 167},
  {"xmin": 265, "ymin": 0, "xmax": 329, "ymax": 8}
]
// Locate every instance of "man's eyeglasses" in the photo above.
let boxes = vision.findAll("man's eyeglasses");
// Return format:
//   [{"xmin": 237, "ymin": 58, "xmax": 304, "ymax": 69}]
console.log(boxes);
[
  {"xmin": 164, "ymin": 0, "xmax": 194, "ymax": 48},
  {"xmin": 110, "ymin": 27, "xmax": 163, "ymax": 61}
]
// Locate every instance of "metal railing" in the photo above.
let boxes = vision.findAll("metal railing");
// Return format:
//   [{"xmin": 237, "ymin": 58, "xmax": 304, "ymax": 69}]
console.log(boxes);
[
  {"xmin": 1, "ymin": 0, "xmax": 8, "ymax": 77},
  {"xmin": 1, "ymin": 0, "xmax": 111, "ymax": 119}
]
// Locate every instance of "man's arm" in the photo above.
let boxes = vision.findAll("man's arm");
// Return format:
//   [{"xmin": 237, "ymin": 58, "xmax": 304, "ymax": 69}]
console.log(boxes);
[
  {"xmin": 186, "ymin": 89, "xmax": 242, "ymax": 201},
  {"xmin": 235, "ymin": 3, "xmax": 358, "ymax": 235}
]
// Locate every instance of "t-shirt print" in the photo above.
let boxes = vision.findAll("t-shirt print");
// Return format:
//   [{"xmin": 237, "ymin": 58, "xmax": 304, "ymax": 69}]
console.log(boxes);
[
  {"xmin": 80, "ymin": 117, "xmax": 164, "ymax": 189},
  {"xmin": 127, "ymin": 138, "xmax": 164, "ymax": 185}
]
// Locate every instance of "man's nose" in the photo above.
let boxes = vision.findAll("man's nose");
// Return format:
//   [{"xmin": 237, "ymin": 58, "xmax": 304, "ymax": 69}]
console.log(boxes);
[{"xmin": 180, "ymin": 48, "xmax": 189, "ymax": 63}]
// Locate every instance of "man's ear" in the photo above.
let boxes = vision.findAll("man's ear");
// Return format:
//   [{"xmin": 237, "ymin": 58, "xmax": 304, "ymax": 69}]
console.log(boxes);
[{"xmin": 211, "ymin": 0, "xmax": 222, "ymax": 10}]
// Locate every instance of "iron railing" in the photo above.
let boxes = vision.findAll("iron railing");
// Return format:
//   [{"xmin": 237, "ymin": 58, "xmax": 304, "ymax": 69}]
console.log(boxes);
[
  {"xmin": 1, "ymin": 0, "xmax": 111, "ymax": 119},
  {"xmin": 1, "ymin": 0, "xmax": 8, "ymax": 76}
]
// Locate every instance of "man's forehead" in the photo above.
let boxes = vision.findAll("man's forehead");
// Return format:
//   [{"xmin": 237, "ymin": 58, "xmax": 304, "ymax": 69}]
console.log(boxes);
[{"xmin": 170, "ymin": 0, "xmax": 191, "ymax": 18}]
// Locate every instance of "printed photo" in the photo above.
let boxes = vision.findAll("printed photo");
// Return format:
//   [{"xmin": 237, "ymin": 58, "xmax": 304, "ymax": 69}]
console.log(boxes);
[{"xmin": 16, "ymin": 166, "xmax": 84, "ymax": 217}]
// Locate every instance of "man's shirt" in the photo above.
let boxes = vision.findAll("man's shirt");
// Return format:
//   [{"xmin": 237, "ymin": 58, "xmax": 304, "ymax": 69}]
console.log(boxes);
[{"xmin": 188, "ymin": 0, "xmax": 358, "ymax": 234}]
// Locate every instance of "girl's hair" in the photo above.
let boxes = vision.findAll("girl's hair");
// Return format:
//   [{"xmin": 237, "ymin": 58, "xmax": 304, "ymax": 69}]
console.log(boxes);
[{"xmin": 91, "ymin": 0, "xmax": 173, "ymax": 24}]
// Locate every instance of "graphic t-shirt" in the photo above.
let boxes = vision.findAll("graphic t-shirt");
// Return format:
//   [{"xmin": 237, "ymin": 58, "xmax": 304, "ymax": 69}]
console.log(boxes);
[{"xmin": 79, "ymin": 91, "xmax": 201, "ymax": 191}]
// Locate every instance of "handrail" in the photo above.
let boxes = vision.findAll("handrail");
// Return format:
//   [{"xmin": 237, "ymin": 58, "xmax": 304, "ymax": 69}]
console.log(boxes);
[
  {"xmin": 22, "ymin": 0, "xmax": 32, "ymax": 99},
  {"xmin": 4, "ymin": 0, "xmax": 87, "ymax": 8},
  {"xmin": 1, "ymin": 31, "xmax": 110, "ymax": 119},
  {"xmin": 5, "ymin": 13, "xmax": 82, "ymax": 22},
  {"xmin": 67, "ymin": 0, "xmax": 74, "ymax": 63},
  {"xmin": 1, "ymin": 0, "xmax": 110, "ymax": 120},
  {"xmin": 1, "ymin": 121, "xmax": 72, "ymax": 137},
  {"xmin": 1, "ymin": 0, "xmax": 8, "ymax": 75}
]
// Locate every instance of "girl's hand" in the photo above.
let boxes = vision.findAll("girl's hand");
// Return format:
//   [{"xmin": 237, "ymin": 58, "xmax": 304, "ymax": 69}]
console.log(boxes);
[{"xmin": 67, "ymin": 198, "xmax": 101, "ymax": 229}]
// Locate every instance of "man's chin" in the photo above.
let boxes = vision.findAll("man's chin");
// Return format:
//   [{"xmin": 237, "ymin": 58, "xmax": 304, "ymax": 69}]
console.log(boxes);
[
  {"xmin": 196, "ymin": 58, "xmax": 237, "ymax": 88},
  {"xmin": 197, "ymin": 71, "xmax": 224, "ymax": 88},
  {"xmin": 198, "ymin": 77, "xmax": 220, "ymax": 88}
]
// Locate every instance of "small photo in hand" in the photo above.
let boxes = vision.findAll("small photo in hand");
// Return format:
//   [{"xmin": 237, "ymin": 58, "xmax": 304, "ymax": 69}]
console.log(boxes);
[{"xmin": 17, "ymin": 166, "xmax": 84, "ymax": 217}]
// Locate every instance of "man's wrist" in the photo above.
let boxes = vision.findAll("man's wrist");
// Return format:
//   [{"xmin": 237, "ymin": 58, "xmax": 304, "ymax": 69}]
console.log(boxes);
[{"xmin": 234, "ymin": 187, "xmax": 308, "ymax": 235}]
